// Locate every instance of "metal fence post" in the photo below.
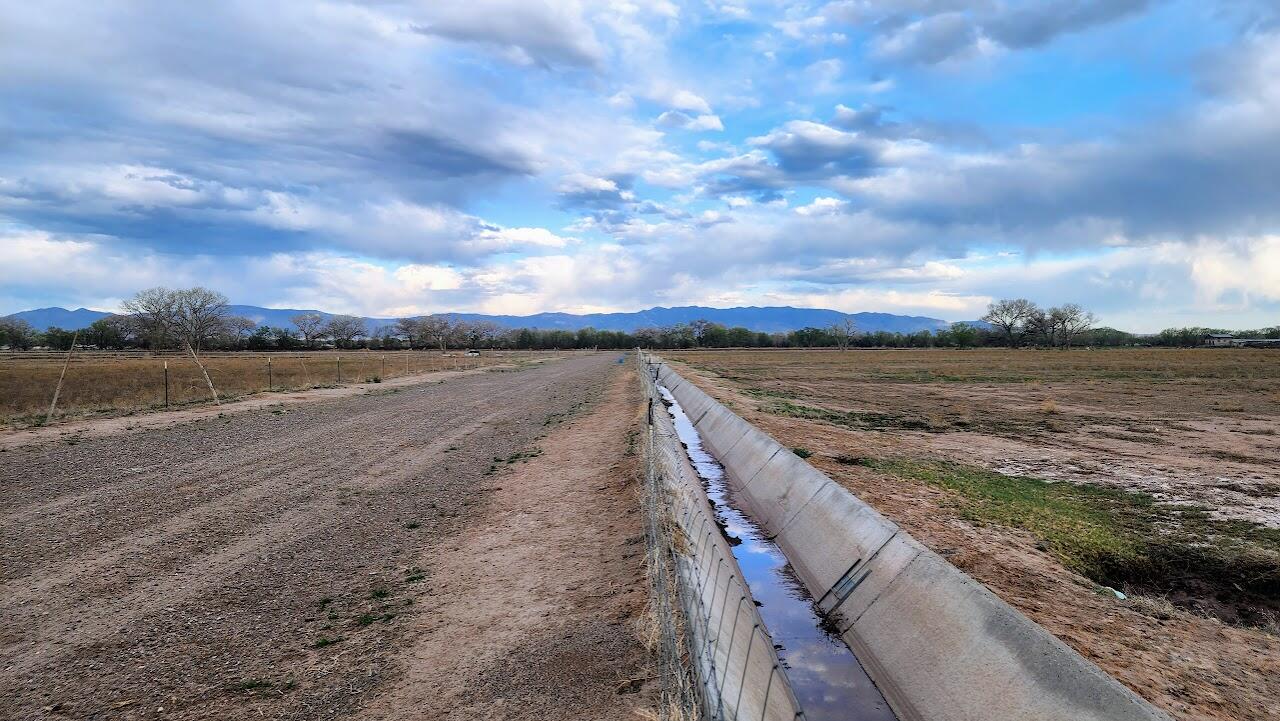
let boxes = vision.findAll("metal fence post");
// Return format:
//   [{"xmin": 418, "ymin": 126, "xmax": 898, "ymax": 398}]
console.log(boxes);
[
  {"xmin": 163, "ymin": 359, "xmax": 170, "ymax": 409},
  {"xmin": 337, "ymin": 355, "xmax": 342, "ymax": 383},
  {"xmin": 267, "ymin": 357, "xmax": 273, "ymax": 391}
]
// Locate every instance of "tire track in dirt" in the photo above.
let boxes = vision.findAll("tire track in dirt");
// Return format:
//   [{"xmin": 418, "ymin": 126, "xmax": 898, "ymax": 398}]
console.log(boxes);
[
  {"xmin": 2, "ymin": 375, "xmax": 545, "ymax": 581},
  {"xmin": 356, "ymin": 356, "xmax": 653, "ymax": 721},
  {"xmin": 1, "ymin": 354, "xmax": 637, "ymax": 720},
  {"xmin": 3, "ymin": 374, "xmax": 534, "ymax": 555}
]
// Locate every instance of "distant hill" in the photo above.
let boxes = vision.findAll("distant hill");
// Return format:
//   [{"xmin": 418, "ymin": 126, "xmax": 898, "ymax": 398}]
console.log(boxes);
[
  {"xmin": 7, "ymin": 304, "xmax": 960, "ymax": 334},
  {"xmin": 5, "ymin": 307, "xmax": 113, "ymax": 331}
]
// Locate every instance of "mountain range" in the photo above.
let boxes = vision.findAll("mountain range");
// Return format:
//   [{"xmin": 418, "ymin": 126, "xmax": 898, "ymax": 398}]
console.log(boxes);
[{"xmin": 7, "ymin": 305, "xmax": 977, "ymax": 335}]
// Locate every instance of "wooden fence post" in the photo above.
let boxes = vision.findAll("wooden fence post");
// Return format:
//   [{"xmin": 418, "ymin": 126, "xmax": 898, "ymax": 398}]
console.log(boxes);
[
  {"xmin": 337, "ymin": 356, "xmax": 342, "ymax": 383},
  {"xmin": 45, "ymin": 331, "xmax": 79, "ymax": 424},
  {"xmin": 164, "ymin": 360, "xmax": 170, "ymax": 409},
  {"xmin": 268, "ymin": 357, "xmax": 273, "ymax": 391}
]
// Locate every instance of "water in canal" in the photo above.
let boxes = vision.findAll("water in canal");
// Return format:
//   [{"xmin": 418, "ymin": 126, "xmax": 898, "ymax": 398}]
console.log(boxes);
[{"xmin": 659, "ymin": 385, "xmax": 897, "ymax": 721}]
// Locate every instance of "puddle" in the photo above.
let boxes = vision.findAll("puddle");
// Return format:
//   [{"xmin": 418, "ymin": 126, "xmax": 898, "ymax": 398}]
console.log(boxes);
[{"xmin": 659, "ymin": 385, "xmax": 897, "ymax": 721}]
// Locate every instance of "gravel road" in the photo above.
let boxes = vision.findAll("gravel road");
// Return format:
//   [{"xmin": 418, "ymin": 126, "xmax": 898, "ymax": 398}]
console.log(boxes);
[{"xmin": 1, "ymin": 352, "xmax": 648, "ymax": 720}]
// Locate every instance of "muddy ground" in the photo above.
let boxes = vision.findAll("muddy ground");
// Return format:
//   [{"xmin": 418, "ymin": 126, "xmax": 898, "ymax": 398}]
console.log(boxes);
[
  {"xmin": 1, "ymin": 352, "xmax": 653, "ymax": 720},
  {"xmin": 668, "ymin": 348, "xmax": 1279, "ymax": 721}
]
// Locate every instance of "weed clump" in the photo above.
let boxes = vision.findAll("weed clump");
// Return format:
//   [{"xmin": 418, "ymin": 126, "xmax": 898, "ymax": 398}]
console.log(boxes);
[{"xmin": 764, "ymin": 400, "xmax": 934, "ymax": 431}]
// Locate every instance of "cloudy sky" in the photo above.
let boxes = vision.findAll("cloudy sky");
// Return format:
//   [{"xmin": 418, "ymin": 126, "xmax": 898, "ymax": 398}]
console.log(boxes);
[{"xmin": 2, "ymin": 1, "xmax": 1278, "ymax": 330}]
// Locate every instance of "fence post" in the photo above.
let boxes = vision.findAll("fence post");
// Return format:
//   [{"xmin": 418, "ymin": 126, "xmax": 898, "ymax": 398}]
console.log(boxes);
[
  {"xmin": 45, "ymin": 331, "xmax": 79, "ymax": 424},
  {"xmin": 381, "ymin": 354, "xmax": 385, "ymax": 379},
  {"xmin": 337, "ymin": 355, "xmax": 342, "ymax": 383},
  {"xmin": 267, "ymin": 357, "xmax": 273, "ymax": 391},
  {"xmin": 164, "ymin": 360, "xmax": 170, "ymax": 409}
]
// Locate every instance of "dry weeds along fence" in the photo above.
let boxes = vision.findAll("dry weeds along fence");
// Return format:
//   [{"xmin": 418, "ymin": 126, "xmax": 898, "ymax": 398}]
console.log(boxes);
[
  {"xmin": 637, "ymin": 356, "xmax": 804, "ymax": 721},
  {"xmin": 0, "ymin": 350, "xmax": 533, "ymax": 426}
]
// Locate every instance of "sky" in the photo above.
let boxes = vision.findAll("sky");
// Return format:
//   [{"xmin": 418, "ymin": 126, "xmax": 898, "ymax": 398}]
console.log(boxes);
[{"xmin": 1, "ymin": 1, "xmax": 1278, "ymax": 332}]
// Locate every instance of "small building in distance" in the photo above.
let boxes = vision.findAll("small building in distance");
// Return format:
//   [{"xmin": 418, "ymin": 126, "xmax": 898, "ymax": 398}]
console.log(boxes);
[{"xmin": 1205, "ymin": 333, "xmax": 1236, "ymax": 347}]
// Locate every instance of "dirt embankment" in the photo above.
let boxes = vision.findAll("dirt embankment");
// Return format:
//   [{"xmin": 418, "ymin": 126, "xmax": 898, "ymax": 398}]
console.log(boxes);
[
  {"xmin": 1, "ymin": 352, "xmax": 652, "ymax": 720},
  {"xmin": 668, "ymin": 357, "xmax": 1280, "ymax": 721}
]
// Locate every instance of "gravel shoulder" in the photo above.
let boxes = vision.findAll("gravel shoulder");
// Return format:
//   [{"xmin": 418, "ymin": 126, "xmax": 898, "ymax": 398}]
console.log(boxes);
[{"xmin": 1, "ymin": 352, "xmax": 650, "ymax": 720}]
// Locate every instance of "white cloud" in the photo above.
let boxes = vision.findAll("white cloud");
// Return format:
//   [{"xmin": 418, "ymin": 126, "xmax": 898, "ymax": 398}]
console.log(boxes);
[
  {"xmin": 794, "ymin": 196, "xmax": 847, "ymax": 215},
  {"xmin": 642, "ymin": 85, "xmax": 713, "ymax": 114},
  {"xmin": 656, "ymin": 111, "xmax": 724, "ymax": 131}
]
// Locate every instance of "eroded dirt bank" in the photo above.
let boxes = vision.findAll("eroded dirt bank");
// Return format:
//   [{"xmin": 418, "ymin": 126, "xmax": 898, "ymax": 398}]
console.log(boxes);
[{"xmin": 1, "ymin": 352, "xmax": 651, "ymax": 720}]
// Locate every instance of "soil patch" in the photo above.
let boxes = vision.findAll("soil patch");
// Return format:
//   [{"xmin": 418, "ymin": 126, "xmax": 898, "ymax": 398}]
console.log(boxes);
[{"xmin": 354, "ymin": 359, "xmax": 654, "ymax": 720}]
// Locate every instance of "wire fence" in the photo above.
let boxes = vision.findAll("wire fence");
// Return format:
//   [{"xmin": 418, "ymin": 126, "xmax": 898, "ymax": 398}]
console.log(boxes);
[
  {"xmin": 0, "ymin": 350, "xmax": 551, "ymax": 425},
  {"xmin": 637, "ymin": 354, "xmax": 805, "ymax": 721}
]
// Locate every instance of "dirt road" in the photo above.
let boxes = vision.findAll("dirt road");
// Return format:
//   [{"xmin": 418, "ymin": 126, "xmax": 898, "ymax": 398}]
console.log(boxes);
[{"xmin": 1, "ymin": 353, "xmax": 652, "ymax": 720}]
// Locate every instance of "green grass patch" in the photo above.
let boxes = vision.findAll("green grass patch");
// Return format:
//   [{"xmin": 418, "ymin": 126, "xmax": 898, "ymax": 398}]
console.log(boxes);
[{"xmin": 863, "ymin": 458, "xmax": 1280, "ymax": 626}]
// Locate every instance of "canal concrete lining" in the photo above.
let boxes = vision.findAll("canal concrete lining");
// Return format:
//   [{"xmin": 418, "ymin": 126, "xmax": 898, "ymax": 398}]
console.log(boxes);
[
  {"xmin": 651, "ymin": 358, "xmax": 1173, "ymax": 721},
  {"xmin": 642, "ymin": 368, "xmax": 805, "ymax": 721}
]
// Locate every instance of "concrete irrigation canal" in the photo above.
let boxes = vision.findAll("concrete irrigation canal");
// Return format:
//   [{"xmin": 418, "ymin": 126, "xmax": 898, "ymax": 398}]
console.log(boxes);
[
  {"xmin": 639, "ymin": 354, "xmax": 1173, "ymax": 721},
  {"xmin": 658, "ymin": 384, "xmax": 896, "ymax": 721}
]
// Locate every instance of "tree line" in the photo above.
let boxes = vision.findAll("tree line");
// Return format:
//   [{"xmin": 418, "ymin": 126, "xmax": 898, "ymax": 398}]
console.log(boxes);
[{"xmin": 1, "ymin": 289, "xmax": 1276, "ymax": 352}]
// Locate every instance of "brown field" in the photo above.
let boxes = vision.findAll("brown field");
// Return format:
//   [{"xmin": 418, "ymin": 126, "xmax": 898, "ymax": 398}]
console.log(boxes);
[
  {"xmin": 0, "ymin": 350, "xmax": 546, "ymax": 428},
  {"xmin": 666, "ymin": 347, "xmax": 1280, "ymax": 721}
]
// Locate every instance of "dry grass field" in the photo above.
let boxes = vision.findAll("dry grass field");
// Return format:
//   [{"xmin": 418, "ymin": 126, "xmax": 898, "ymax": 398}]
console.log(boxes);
[
  {"xmin": 0, "ymin": 350, "xmax": 540, "ymax": 428},
  {"xmin": 667, "ymin": 347, "xmax": 1280, "ymax": 721}
]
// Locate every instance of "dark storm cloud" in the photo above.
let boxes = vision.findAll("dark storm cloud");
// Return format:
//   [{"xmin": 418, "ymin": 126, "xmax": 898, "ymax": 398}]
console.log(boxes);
[
  {"xmin": 378, "ymin": 130, "xmax": 535, "ymax": 178},
  {"xmin": 983, "ymin": 0, "xmax": 1151, "ymax": 49},
  {"xmin": 825, "ymin": 0, "xmax": 1157, "ymax": 64}
]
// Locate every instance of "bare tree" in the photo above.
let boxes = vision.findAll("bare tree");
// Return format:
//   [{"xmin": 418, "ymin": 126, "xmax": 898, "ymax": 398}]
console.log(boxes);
[
  {"xmin": 633, "ymin": 326, "xmax": 660, "ymax": 348},
  {"xmin": 465, "ymin": 320, "xmax": 502, "ymax": 348},
  {"xmin": 171, "ymin": 287, "xmax": 231, "ymax": 354},
  {"xmin": 0, "ymin": 316, "xmax": 38, "ymax": 350},
  {"xmin": 981, "ymin": 298, "xmax": 1039, "ymax": 347},
  {"xmin": 122, "ymin": 287, "xmax": 179, "ymax": 349},
  {"xmin": 324, "ymin": 315, "xmax": 366, "ymax": 349},
  {"xmin": 829, "ymin": 317, "xmax": 857, "ymax": 351},
  {"xmin": 1025, "ymin": 308, "xmax": 1054, "ymax": 347},
  {"xmin": 224, "ymin": 316, "xmax": 258, "ymax": 346},
  {"xmin": 1055, "ymin": 303, "xmax": 1097, "ymax": 349},
  {"xmin": 125, "ymin": 287, "xmax": 228, "ymax": 403},
  {"xmin": 291, "ymin": 313, "xmax": 326, "ymax": 348},
  {"xmin": 395, "ymin": 317, "xmax": 423, "ymax": 349},
  {"xmin": 419, "ymin": 315, "xmax": 454, "ymax": 352},
  {"xmin": 689, "ymin": 319, "xmax": 713, "ymax": 346}
]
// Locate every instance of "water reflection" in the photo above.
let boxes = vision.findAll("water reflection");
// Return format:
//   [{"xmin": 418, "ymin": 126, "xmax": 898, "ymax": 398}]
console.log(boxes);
[{"xmin": 659, "ymin": 385, "xmax": 897, "ymax": 721}]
